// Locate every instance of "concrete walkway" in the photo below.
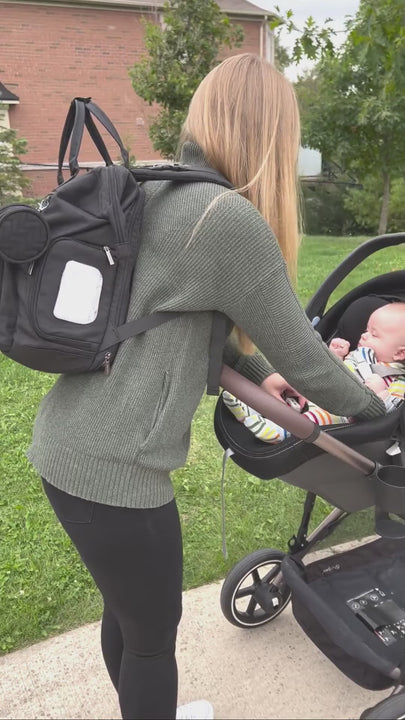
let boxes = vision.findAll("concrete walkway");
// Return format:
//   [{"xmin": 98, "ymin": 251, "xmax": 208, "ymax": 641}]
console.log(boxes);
[{"xmin": 0, "ymin": 577, "xmax": 389, "ymax": 720}]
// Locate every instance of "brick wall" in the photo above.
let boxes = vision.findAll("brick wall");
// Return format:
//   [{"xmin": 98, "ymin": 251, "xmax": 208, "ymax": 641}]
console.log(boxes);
[{"xmin": 1, "ymin": 2, "xmax": 262, "ymax": 197}]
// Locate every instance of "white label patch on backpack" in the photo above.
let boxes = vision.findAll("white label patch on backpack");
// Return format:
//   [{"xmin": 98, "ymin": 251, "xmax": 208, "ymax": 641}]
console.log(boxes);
[{"xmin": 53, "ymin": 261, "xmax": 103, "ymax": 324}]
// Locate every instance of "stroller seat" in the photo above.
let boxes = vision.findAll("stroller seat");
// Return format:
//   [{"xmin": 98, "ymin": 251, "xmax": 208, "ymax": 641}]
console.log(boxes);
[
  {"xmin": 215, "ymin": 390, "xmax": 403, "ymax": 512},
  {"xmin": 216, "ymin": 252, "xmax": 405, "ymax": 514}
]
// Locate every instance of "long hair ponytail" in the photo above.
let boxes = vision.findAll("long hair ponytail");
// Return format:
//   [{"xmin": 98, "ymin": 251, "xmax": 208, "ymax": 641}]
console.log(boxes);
[{"xmin": 180, "ymin": 53, "xmax": 302, "ymax": 353}]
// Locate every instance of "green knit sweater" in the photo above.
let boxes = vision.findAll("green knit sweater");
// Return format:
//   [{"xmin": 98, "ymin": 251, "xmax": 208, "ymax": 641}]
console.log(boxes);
[{"xmin": 27, "ymin": 143, "xmax": 385, "ymax": 507}]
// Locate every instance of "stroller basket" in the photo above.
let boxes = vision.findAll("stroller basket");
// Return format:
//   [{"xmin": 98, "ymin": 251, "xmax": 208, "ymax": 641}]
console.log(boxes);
[{"xmin": 281, "ymin": 537, "xmax": 405, "ymax": 690}]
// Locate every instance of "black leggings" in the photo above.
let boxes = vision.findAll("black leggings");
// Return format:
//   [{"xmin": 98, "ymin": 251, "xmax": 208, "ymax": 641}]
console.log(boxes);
[{"xmin": 42, "ymin": 479, "xmax": 183, "ymax": 720}]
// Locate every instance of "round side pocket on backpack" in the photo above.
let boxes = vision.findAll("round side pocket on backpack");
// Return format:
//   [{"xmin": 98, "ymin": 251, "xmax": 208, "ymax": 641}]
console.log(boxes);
[{"xmin": 0, "ymin": 204, "xmax": 50, "ymax": 263}]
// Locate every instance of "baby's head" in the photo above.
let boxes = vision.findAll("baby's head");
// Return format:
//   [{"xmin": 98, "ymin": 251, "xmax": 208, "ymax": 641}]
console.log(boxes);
[{"xmin": 358, "ymin": 302, "xmax": 405, "ymax": 363}]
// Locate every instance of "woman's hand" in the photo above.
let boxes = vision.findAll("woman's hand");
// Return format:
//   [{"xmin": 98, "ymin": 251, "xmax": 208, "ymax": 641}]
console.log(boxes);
[
  {"xmin": 365, "ymin": 374, "xmax": 387, "ymax": 396},
  {"xmin": 260, "ymin": 372, "xmax": 307, "ymax": 410}
]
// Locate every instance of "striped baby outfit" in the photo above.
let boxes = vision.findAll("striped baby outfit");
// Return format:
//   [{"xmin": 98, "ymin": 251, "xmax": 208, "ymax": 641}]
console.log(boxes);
[{"xmin": 223, "ymin": 347, "xmax": 405, "ymax": 444}]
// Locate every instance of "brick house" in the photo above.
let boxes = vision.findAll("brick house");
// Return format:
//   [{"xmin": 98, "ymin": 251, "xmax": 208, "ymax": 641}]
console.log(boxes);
[{"xmin": 0, "ymin": 0, "xmax": 275, "ymax": 197}]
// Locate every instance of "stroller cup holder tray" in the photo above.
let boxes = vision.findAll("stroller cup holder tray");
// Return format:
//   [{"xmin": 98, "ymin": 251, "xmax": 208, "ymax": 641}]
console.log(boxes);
[{"xmin": 373, "ymin": 465, "xmax": 405, "ymax": 539}]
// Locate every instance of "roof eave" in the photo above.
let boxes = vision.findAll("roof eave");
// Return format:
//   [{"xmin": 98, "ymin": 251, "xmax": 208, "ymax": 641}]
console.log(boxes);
[{"xmin": 1, "ymin": 0, "xmax": 276, "ymax": 18}]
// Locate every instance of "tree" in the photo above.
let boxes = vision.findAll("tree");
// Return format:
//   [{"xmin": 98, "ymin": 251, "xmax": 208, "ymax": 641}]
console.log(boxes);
[
  {"xmin": 344, "ymin": 175, "xmax": 405, "ymax": 234},
  {"xmin": 292, "ymin": 0, "xmax": 405, "ymax": 234},
  {"xmin": 270, "ymin": 8, "xmax": 336, "ymax": 65},
  {"xmin": 129, "ymin": 0, "xmax": 243, "ymax": 158},
  {"xmin": 273, "ymin": 35, "xmax": 290, "ymax": 74},
  {"xmin": 0, "ymin": 127, "xmax": 30, "ymax": 204}
]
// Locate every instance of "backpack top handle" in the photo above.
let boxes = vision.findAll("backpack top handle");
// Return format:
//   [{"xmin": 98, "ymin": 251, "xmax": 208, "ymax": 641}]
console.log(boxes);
[{"xmin": 57, "ymin": 97, "xmax": 129, "ymax": 185}]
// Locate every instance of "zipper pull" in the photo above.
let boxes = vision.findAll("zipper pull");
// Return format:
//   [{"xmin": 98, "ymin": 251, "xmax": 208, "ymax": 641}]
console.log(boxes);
[
  {"xmin": 103, "ymin": 246, "xmax": 115, "ymax": 266},
  {"xmin": 104, "ymin": 351, "xmax": 112, "ymax": 375},
  {"xmin": 27, "ymin": 261, "xmax": 35, "ymax": 276},
  {"xmin": 38, "ymin": 194, "xmax": 54, "ymax": 211}
]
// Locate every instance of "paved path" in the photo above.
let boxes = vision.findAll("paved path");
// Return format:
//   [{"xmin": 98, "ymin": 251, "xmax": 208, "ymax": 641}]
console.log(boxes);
[{"xmin": 0, "ymin": 579, "xmax": 389, "ymax": 719}]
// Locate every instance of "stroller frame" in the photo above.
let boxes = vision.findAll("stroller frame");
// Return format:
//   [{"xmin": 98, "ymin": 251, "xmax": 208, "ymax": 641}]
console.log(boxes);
[{"xmin": 216, "ymin": 233, "xmax": 405, "ymax": 719}]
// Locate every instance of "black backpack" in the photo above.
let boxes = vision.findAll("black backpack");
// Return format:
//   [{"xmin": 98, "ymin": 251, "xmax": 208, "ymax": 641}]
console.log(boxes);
[{"xmin": 0, "ymin": 98, "xmax": 232, "ymax": 393}]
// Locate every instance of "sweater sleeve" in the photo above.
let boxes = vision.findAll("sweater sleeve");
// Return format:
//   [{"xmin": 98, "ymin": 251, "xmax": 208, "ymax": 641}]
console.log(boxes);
[
  {"xmin": 191, "ymin": 193, "xmax": 385, "ymax": 422},
  {"xmin": 223, "ymin": 334, "xmax": 275, "ymax": 384}
]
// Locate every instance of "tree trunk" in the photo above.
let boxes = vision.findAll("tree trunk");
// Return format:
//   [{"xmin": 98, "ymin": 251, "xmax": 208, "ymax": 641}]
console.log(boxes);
[{"xmin": 378, "ymin": 171, "xmax": 390, "ymax": 235}]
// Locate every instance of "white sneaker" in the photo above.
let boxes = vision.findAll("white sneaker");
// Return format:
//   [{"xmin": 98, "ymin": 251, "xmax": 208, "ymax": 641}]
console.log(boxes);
[{"xmin": 176, "ymin": 699, "xmax": 214, "ymax": 720}]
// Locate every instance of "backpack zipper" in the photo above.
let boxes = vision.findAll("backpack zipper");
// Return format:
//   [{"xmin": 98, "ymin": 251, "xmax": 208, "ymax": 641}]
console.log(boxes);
[
  {"xmin": 27, "ymin": 242, "xmax": 115, "ymax": 278},
  {"xmin": 103, "ymin": 246, "xmax": 115, "ymax": 265},
  {"xmin": 103, "ymin": 351, "xmax": 112, "ymax": 375},
  {"xmin": 26, "ymin": 194, "xmax": 54, "ymax": 274},
  {"xmin": 104, "ymin": 168, "xmax": 133, "ymax": 326},
  {"xmin": 107, "ymin": 169, "xmax": 127, "ymax": 245},
  {"xmin": 38, "ymin": 194, "xmax": 54, "ymax": 211}
]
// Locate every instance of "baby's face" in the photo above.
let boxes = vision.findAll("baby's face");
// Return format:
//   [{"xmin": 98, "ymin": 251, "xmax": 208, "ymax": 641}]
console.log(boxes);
[{"xmin": 358, "ymin": 306, "xmax": 405, "ymax": 362}]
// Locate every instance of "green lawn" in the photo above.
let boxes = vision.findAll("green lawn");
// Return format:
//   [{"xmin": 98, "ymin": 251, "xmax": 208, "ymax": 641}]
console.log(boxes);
[{"xmin": 1, "ymin": 234, "xmax": 404, "ymax": 653}]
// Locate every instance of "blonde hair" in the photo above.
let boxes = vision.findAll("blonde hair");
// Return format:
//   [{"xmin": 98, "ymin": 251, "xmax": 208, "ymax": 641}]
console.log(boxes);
[{"xmin": 180, "ymin": 53, "xmax": 302, "ymax": 353}]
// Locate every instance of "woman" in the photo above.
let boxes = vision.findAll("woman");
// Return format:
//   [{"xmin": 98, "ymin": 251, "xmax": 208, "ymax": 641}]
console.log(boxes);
[{"xmin": 27, "ymin": 53, "xmax": 385, "ymax": 720}]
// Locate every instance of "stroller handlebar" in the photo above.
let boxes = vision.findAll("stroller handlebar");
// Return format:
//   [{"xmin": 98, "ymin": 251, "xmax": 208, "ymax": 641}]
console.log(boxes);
[
  {"xmin": 306, "ymin": 232, "xmax": 405, "ymax": 321},
  {"xmin": 220, "ymin": 364, "xmax": 376, "ymax": 476}
]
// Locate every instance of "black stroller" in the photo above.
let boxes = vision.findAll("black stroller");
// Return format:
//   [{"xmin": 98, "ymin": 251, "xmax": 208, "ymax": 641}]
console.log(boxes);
[{"xmin": 215, "ymin": 233, "xmax": 405, "ymax": 719}]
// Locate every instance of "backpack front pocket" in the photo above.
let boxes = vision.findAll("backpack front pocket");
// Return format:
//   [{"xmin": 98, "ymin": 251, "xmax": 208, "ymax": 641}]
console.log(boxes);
[{"xmin": 30, "ymin": 234, "xmax": 118, "ymax": 348}]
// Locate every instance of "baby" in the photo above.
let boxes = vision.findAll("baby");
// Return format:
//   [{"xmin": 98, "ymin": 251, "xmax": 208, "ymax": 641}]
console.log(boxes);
[{"xmin": 224, "ymin": 302, "xmax": 405, "ymax": 443}]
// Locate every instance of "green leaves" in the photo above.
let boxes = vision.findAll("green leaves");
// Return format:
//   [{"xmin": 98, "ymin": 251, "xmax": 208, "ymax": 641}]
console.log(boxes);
[
  {"xmin": 344, "ymin": 176, "xmax": 405, "ymax": 234},
  {"xmin": 294, "ymin": 0, "xmax": 405, "ymax": 233},
  {"xmin": 271, "ymin": 6, "xmax": 336, "ymax": 65},
  {"xmin": 128, "ymin": 0, "xmax": 243, "ymax": 158},
  {"xmin": 0, "ymin": 128, "xmax": 31, "ymax": 205}
]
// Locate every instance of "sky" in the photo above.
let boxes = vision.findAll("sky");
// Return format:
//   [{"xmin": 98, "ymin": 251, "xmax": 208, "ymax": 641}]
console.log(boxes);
[{"xmin": 247, "ymin": 0, "xmax": 361, "ymax": 79}]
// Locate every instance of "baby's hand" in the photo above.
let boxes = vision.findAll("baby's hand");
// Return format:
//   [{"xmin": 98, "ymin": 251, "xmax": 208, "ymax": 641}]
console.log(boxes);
[
  {"xmin": 365, "ymin": 374, "xmax": 387, "ymax": 395},
  {"xmin": 329, "ymin": 338, "xmax": 350, "ymax": 359}
]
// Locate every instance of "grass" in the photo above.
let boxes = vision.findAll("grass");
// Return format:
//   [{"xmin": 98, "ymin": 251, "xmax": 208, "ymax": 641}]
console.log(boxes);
[{"xmin": 1, "ymin": 234, "xmax": 404, "ymax": 654}]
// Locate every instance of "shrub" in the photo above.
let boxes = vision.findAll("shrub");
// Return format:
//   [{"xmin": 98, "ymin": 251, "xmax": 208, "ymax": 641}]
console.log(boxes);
[
  {"xmin": 0, "ymin": 127, "xmax": 30, "ymax": 204},
  {"xmin": 301, "ymin": 182, "xmax": 365, "ymax": 236}
]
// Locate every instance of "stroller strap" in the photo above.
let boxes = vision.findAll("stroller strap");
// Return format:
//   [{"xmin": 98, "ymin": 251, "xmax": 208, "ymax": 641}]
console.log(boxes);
[
  {"xmin": 345, "ymin": 348, "xmax": 404, "ymax": 382},
  {"xmin": 371, "ymin": 364, "xmax": 404, "ymax": 378}
]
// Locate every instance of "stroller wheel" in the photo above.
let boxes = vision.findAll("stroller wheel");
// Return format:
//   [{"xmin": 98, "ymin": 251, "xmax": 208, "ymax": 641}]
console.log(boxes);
[
  {"xmin": 220, "ymin": 548, "xmax": 291, "ymax": 628},
  {"xmin": 360, "ymin": 692, "xmax": 405, "ymax": 719}
]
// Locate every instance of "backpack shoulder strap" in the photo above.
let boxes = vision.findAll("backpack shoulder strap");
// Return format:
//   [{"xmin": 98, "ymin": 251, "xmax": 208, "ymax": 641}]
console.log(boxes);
[
  {"xmin": 131, "ymin": 164, "xmax": 233, "ymax": 190},
  {"xmin": 101, "ymin": 165, "xmax": 232, "ymax": 394},
  {"xmin": 102, "ymin": 312, "xmax": 182, "ymax": 348},
  {"xmin": 102, "ymin": 310, "xmax": 229, "ymax": 396}
]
